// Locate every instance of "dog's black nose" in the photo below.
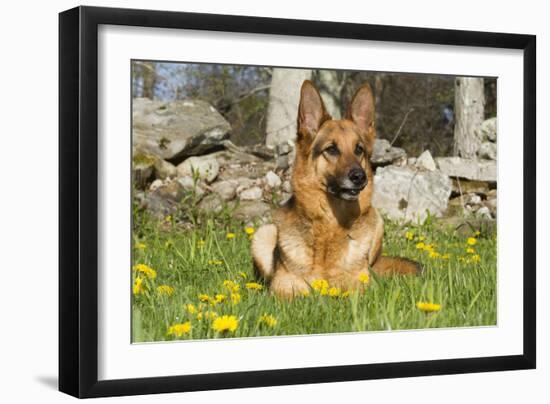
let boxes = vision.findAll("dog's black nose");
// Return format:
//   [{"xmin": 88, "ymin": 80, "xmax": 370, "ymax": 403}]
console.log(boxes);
[{"xmin": 348, "ymin": 167, "xmax": 366, "ymax": 186}]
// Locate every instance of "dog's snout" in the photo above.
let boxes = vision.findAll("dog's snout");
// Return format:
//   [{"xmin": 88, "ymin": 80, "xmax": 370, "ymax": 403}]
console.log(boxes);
[{"xmin": 348, "ymin": 167, "xmax": 366, "ymax": 186}]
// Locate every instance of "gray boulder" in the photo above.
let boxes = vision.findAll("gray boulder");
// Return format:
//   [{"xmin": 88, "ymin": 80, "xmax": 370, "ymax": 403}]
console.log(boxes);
[
  {"xmin": 239, "ymin": 186, "xmax": 263, "ymax": 201},
  {"xmin": 265, "ymin": 171, "xmax": 282, "ymax": 188},
  {"xmin": 372, "ymin": 166, "xmax": 452, "ymax": 224},
  {"xmin": 176, "ymin": 176, "xmax": 205, "ymax": 198},
  {"xmin": 154, "ymin": 159, "xmax": 177, "ymax": 179},
  {"xmin": 436, "ymin": 157, "xmax": 496, "ymax": 182},
  {"xmin": 133, "ymin": 98, "xmax": 231, "ymax": 160},
  {"xmin": 176, "ymin": 156, "xmax": 220, "ymax": 183},
  {"xmin": 211, "ymin": 180, "xmax": 238, "ymax": 201},
  {"xmin": 198, "ymin": 194, "xmax": 224, "ymax": 214},
  {"xmin": 371, "ymin": 139, "xmax": 407, "ymax": 166},
  {"xmin": 477, "ymin": 142, "xmax": 497, "ymax": 160},
  {"xmin": 415, "ymin": 150, "xmax": 436, "ymax": 171},
  {"xmin": 476, "ymin": 117, "xmax": 497, "ymax": 142}
]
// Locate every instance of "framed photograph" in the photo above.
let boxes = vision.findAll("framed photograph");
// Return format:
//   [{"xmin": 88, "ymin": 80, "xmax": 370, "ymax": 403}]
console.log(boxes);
[{"xmin": 59, "ymin": 6, "xmax": 536, "ymax": 398}]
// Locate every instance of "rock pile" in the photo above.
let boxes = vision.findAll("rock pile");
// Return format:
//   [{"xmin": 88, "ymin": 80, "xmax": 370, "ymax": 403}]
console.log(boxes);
[{"xmin": 133, "ymin": 98, "xmax": 497, "ymax": 226}]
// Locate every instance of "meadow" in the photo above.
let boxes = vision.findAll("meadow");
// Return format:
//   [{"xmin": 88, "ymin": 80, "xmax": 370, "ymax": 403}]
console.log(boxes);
[{"xmin": 131, "ymin": 202, "xmax": 497, "ymax": 342}]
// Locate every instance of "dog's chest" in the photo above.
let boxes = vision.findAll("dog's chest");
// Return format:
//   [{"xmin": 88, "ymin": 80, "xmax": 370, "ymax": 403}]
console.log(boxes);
[
  {"xmin": 340, "ymin": 232, "xmax": 371, "ymax": 268},
  {"xmin": 279, "ymin": 221, "xmax": 372, "ymax": 273}
]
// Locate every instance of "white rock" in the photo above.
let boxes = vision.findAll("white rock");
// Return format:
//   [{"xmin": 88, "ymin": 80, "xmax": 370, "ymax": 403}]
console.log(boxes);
[
  {"xmin": 477, "ymin": 142, "xmax": 497, "ymax": 160},
  {"xmin": 265, "ymin": 171, "xmax": 282, "ymax": 188},
  {"xmin": 475, "ymin": 206, "xmax": 492, "ymax": 219},
  {"xmin": 436, "ymin": 157, "xmax": 496, "ymax": 182},
  {"xmin": 149, "ymin": 179, "xmax": 164, "ymax": 192},
  {"xmin": 176, "ymin": 176, "xmax": 204, "ymax": 197},
  {"xmin": 372, "ymin": 166, "xmax": 452, "ymax": 224},
  {"xmin": 415, "ymin": 150, "xmax": 436, "ymax": 171},
  {"xmin": 211, "ymin": 180, "xmax": 238, "ymax": 201},
  {"xmin": 371, "ymin": 139, "xmax": 407, "ymax": 165},
  {"xmin": 176, "ymin": 156, "xmax": 220, "ymax": 183},
  {"xmin": 239, "ymin": 186, "xmax": 263, "ymax": 201},
  {"xmin": 407, "ymin": 157, "xmax": 417, "ymax": 166},
  {"xmin": 476, "ymin": 117, "xmax": 497, "ymax": 142},
  {"xmin": 153, "ymin": 159, "xmax": 177, "ymax": 179},
  {"xmin": 177, "ymin": 176, "xmax": 195, "ymax": 189}
]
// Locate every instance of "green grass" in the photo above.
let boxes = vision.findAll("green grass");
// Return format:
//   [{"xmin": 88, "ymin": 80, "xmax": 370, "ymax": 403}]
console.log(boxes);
[{"xmin": 131, "ymin": 205, "xmax": 497, "ymax": 343}]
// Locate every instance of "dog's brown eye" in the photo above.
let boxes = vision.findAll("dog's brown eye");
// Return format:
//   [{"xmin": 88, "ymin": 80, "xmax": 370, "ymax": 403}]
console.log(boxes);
[
  {"xmin": 325, "ymin": 144, "xmax": 340, "ymax": 156},
  {"xmin": 355, "ymin": 144, "xmax": 364, "ymax": 156}
]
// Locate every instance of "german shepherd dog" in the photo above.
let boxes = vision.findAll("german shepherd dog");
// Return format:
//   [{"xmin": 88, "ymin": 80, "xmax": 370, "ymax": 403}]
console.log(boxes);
[{"xmin": 252, "ymin": 80, "xmax": 420, "ymax": 298}]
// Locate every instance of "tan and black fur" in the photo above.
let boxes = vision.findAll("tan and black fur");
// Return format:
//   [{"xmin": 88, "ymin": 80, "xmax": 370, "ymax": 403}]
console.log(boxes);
[{"xmin": 252, "ymin": 80, "xmax": 420, "ymax": 298}]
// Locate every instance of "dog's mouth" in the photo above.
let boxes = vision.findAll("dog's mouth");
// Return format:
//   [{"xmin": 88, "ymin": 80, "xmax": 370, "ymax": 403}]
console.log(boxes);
[{"xmin": 327, "ymin": 183, "xmax": 366, "ymax": 201}]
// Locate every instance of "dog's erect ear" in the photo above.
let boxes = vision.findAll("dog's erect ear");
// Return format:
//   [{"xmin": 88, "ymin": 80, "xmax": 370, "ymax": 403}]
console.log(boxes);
[
  {"xmin": 297, "ymin": 80, "xmax": 331, "ymax": 140},
  {"xmin": 346, "ymin": 83, "xmax": 376, "ymax": 137}
]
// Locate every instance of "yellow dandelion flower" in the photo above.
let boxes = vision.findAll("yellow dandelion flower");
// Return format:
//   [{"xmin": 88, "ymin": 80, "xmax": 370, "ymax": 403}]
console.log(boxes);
[
  {"xmin": 214, "ymin": 294, "xmax": 226, "ymax": 304},
  {"xmin": 358, "ymin": 273, "xmax": 370, "ymax": 284},
  {"xmin": 244, "ymin": 227, "xmax": 255, "ymax": 235},
  {"xmin": 133, "ymin": 277, "xmax": 145, "ymax": 295},
  {"xmin": 239, "ymin": 271, "xmax": 248, "ymax": 279},
  {"xmin": 226, "ymin": 233, "xmax": 236, "ymax": 240},
  {"xmin": 423, "ymin": 244, "xmax": 435, "ymax": 252},
  {"xmin": 429, "ymin": 251, "xmax": 440, "ymax": 259},
  {"xmin": 418, "ymin": 236, "xmax": 426, "ymax": 241},
  {"xmin": 259, "ymin": 314, "xmax": 277, "ymax": 328},
  {"xmin": 196, "ymin": 312, "xmax": 203, "ymax": 321},
  {"xmin": 223, "ymin": 280, "xmax": 240, "ymax": 293},
  {"xmin": 212, "ymin": 315, "xmax": 239, "ymax": 332},
  {"xmin": 198, "ymin": 294, "xmax": 210, "ymax": 302},
  {"xmin": 416, "ymin": 302, "xmax": 442, "ymax": 312},
  {"xmin": 328, "ymin": 287, "xmax": 341, "ymax": 297},
  {"xmin": 474, "ymin": 230, "xmax": 481, "ymax": 236},
  {"xmin": 164, "ymin": 215, "xmax": 172, "ymax": 223},
  {"xmin": 467, "ymin": 237, "xmax": 477, "ymax": 246},
  {"xmin": 441, "ymin": 253, "xmax": 451, "ymax": 260},
  {"xmin": 471, "ymin": 254, "xmax": 481, "ymax": 263},
  {"xmin": 416, "ymin": 242, "xmax": 426, "ymax": 250},
  {"xmin": 132, "ymin": 263, "xmax": 157, "ymax": 279},
  {"xmin": 134, "ymin": 242, "xmax": 146, "ymax": 250},
  {"xmin": 341, "ymin": 291, "xmax": 351, "ymax": 298},
  {"xmin": 156, "ymin": 285, "xmax": 175, "ymax": 296},
  {"xmin": 245, "ymin": 282, "xmax": 263, "ymax": 291},
  {"xmin": 167, "ymin": 322, "xmax": 191, "ymax": 337},
  {"xmin": 197, "ymin": 239, "xmax": 206, "ymax": 248},
  {"xmin": 466, "ymin": 247, "xmax": 475, "ymax": 254},
  {"xmin": 311, "ymin": 279, "xmax": 329, "ymax": 291},
  {"xmin": 230, "ymin": 293, "xmax": 241, "ymax": 305},
  {"xmin": 405, "ymin": 231, "xmax": 414, "ymax": 241},
  {"xmin": 185, "ymin": 303, "xmax": 197, "ymax": 314}
]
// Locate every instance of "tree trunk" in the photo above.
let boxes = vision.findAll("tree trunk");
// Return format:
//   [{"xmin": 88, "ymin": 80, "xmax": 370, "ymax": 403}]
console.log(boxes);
[
  {"xmin": 265, "ymin": 68, "xmax": 312, "ymax": 147},
  {"xmin": 453, "ymin": 77, "xmax": 485, "ymax": 158},
  {"xmin": 316, "ymin": 70, "xmax": 344, "ymax": 119},
  {"xmin": 141, "ymin": 62, "xmax": 157, "ymax": 100}
]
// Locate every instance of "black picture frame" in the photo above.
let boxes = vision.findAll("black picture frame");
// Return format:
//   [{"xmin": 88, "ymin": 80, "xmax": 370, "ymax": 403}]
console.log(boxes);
[{"xmin": 59, "ymin": 5, "xmax": 536, "ymax": 398}]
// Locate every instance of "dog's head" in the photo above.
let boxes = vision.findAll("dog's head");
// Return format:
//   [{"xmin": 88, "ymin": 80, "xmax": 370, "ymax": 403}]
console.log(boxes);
[{"xmin": 295, "ymin": 80, "xmax": 376, "ymax": 202}]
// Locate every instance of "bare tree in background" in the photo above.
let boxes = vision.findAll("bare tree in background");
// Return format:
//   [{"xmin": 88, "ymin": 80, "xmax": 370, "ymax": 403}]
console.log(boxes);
[
  {"xmin": 453, "ymin": 77, "xmax": 485, "ymax": 158},
  {"xmin": 141, "ymin": 61, "xmax": 157, "ymax": 99},
  {"xmin": 132, "ymin": 61, "xmax": 157, "ymax": 99},
  {"xmin": 316, "ymin": 70, "xmax": 346, "ymax": 119},
  {"xmin": 265, "ymin": 68, "xmax": 312, "ymax": 147}
]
